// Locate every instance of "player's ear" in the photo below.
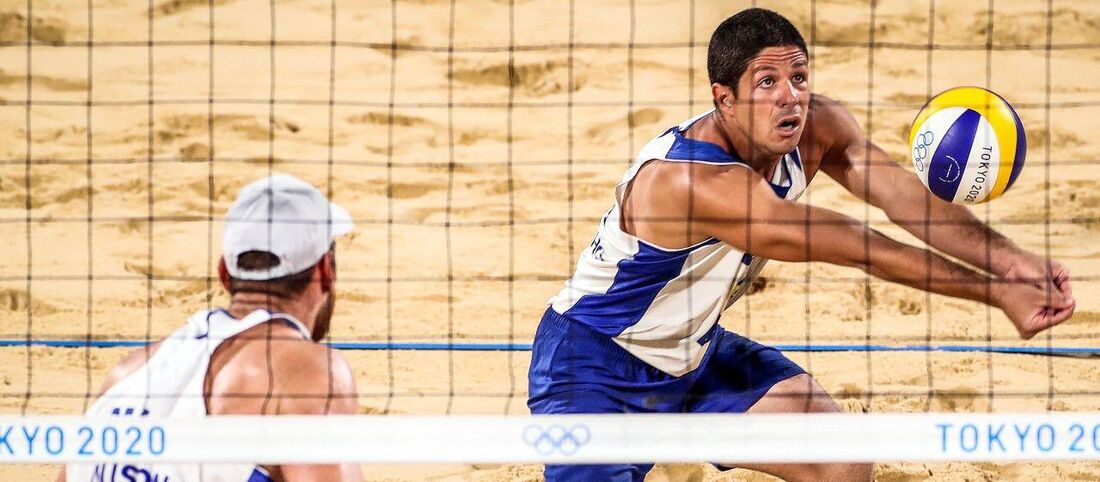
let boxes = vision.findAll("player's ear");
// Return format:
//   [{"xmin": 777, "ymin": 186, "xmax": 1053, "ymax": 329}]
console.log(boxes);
[
  {"xmin": 217, "ymin": 257, "xmax": 231, "ymax": 292},
  {"xmin": 318, "ymin": 252, "xmax": 335, "ymax": 292},
  {"xmin": 712, "ymin": 83, "xmax": 735, "ymax": 112}
]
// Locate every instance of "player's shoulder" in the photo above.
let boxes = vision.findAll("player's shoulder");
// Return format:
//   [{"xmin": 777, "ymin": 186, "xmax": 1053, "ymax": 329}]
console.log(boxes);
[
  {"xmin": 634, "ymin": 156, "xmax": 746, "ymax": 211},
  {"xmin": 252, "ymin": 324, "xmax": 353, "ymax": 387},
  {"xmin": 212, "ymin": 322, "xmax": 358, "ymax": 414},
  {"xmin": 278, "ymin": 337, "xmax": 354, "ymax": 383},
  {"xmin": 808, "ymin": 92, "xmax": 842, "ymax": 110},
  {"xmin": 233, "ymin": 322, "xmax": 351, "ymax": 380},
  {"xmin": 806, "ymin": 93, "xmax": 859, "ymax": 132},
  {"xmin": 804, "ymin": 93, "xmax": 864, "ymax": 154},
  {"xmin": 269, "ymin": 337, "xmax": 357, "ymax": 414}
]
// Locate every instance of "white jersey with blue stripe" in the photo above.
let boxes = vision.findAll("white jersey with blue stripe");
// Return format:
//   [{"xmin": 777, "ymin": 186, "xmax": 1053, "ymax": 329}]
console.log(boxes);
[
  {"xmin": 549, "ymin": 110, "xmax": 808, "ymax": 376},
  {"xmin": 66, "ymin": 309, "xmax": 311, "ymax": 482}
]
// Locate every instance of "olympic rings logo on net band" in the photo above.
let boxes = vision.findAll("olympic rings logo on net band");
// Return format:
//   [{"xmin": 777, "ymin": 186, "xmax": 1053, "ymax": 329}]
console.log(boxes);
[{"xmin": 522, "ymin": 423, "xmax": 591, "ymax": 456}]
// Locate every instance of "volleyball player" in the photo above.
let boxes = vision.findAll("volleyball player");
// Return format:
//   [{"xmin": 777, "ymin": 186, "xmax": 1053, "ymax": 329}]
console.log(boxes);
[
  {"xmin": 62, "ymin": 174, "xmax": 362, "ymax": 482},
  {"xmin": 528, "ymin": 8, "xmax": 1075, "ymax": 481}
]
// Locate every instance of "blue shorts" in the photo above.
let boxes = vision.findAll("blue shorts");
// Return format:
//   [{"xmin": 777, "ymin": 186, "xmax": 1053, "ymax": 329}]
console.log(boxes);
[{"xmin": 527, "ymin": 308, "xmax": 806, "ymax": 482}]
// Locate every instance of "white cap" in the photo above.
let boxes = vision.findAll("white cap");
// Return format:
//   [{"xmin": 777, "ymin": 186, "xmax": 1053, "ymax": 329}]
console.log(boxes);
[{"xmin": 222, "ymin": 174, "xmax": 353, "ymax": 280}]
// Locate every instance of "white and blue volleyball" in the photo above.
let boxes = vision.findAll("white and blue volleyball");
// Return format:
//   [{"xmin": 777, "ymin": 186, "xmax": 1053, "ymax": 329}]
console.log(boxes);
[{"xmin": 909, "ymin": 86, "xmax": 1026, "ymax": 204}]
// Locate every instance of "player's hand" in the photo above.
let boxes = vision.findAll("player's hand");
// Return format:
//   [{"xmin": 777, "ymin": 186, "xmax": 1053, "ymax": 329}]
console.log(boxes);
[
  {"xmin": 1002, "ymin": 251, "xmax": 1073, "ymax": 301},
  {"xmin": 994, "ymin": 277, "xmax": 1076, "ymax": 339}
]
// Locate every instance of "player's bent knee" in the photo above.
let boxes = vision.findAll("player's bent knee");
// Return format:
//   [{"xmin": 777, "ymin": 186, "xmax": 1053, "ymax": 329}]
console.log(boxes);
[
  {"xmin": 756, "ymin": 373, "xmax": 841, "ymax": 414},
  {"xmin": 791, "ymin": 374, "xmax": 842, "ymax": 414}
]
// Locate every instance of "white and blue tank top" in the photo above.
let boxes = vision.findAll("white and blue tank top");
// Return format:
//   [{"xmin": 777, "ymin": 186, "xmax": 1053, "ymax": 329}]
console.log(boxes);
[
  {"xmin": 549, "ymin": 110, "xmax": 808, "ymax": 376},
  {"xmin": 66, "ymin": 309, "xmax": 310, "ymax": 482}
]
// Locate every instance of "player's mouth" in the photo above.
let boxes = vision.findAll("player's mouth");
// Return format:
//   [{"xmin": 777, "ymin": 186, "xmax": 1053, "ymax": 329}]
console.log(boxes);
[{"xmin": 776, "ymin": 115, "xmax": 801, "ymax": 137}]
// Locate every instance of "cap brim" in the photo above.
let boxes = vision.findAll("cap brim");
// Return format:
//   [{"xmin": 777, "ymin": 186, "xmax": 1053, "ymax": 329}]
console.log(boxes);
[{"xmin": 328, "ymin": 201, "xmax": 354, "ymax": 237}]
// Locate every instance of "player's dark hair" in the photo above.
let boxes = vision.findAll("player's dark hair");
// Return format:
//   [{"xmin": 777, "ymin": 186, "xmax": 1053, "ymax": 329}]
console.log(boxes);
[
  {"xmin": 707, "ymin": 8, "xmax": 807, "ymax": 97},
  {"xmin": 228, "ymin": 247, "xmax": 335, "ymax": 298}
]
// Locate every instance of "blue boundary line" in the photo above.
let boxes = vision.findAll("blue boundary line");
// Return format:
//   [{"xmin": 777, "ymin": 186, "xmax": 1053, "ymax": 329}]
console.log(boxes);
[{"xmin": 0, "ymin": 339, "xmax": 1097, "ymax": 355}]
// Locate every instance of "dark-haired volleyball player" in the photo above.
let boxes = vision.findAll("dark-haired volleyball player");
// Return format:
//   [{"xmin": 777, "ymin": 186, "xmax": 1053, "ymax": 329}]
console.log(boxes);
[{"xmin": 528, "ymin": 8, "xmax": 1074, "ymax": 481}]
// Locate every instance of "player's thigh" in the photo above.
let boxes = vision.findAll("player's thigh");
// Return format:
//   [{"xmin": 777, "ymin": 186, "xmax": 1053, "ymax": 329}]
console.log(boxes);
[
  {"xmin": 746, "ymin": 373, "xmax": 840, "ymax": 414},
  {"xmin": 686, "ymin": 329, "xmax": 809, "ymax": 414},
  {"xmin": 729, "ymin": 374, "xmax": 872, "ymax": 482}
]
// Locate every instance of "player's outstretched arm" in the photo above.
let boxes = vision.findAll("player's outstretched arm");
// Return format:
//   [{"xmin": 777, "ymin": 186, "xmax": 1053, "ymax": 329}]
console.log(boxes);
[
  {"xmin": 690, "ymin": 166, "xmax": 1073, "ymax": 338},
  {"xmin": 814, "ymin": 94, "xmax": 1074, "ymax": 308}
]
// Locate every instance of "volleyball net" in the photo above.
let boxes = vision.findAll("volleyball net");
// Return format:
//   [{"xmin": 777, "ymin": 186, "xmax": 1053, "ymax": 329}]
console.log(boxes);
[
  {"xmin": 1, "ymin": 0, "xmax": 1098, "ymax": 473},
  {"xmin": 8, "ymin": 413, "xmax": 1100, "ymax": 464}
]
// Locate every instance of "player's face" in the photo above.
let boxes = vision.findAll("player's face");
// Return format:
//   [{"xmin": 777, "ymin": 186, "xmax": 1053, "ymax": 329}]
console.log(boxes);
[{"xmin": 732, "ymin": 46, "xmax": 810, "ymax": 156}]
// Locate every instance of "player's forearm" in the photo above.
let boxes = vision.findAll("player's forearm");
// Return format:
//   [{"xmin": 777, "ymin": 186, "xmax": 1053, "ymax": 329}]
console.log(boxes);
[
  {"xmin": 883, "ymin": 177, "xmax": 1018, "ymax": 276},
  {"xmin": 773, "ymin": 205, "xmax": 1000, "ymax": 305},
  {"xmin": 860, "ymin": 232, "xmax": 1000, "ymax": 305}
]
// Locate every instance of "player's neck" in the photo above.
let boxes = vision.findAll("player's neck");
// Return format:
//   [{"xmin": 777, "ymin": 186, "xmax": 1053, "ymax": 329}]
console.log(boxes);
[
  {"xmin": 226, "ymin": 292, "xmax": 314, "ymax": 330},
  {"xmin": 699, "ymin": 110, "xmax": 782, "ymax": 175}
]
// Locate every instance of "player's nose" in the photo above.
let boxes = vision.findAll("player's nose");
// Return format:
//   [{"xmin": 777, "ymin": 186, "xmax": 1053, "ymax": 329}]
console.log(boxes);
[{"xmin": 779, "ymin": 79, "xmax": 801, "ymax": 107}]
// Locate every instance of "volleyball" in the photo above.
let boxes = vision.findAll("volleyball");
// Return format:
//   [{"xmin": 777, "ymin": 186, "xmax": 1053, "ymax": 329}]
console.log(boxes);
[{"xmin": 908, "ymin": 86, "xmax": 1027, "ymax": 204}]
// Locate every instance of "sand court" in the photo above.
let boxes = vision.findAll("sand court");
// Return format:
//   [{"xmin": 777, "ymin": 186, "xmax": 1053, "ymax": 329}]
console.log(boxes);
[{"xmin": 1, "ymin": 0, "xmax": 1099, "ymax": 480}]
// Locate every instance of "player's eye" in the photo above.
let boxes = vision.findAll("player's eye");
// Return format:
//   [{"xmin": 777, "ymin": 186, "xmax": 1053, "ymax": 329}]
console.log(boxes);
[
  {"xmin": 793, "ymin": 74, "xmax": 806, "ymax": 83},
  {"xmin": 759, "ymin": 77, "xmax": 774, "ymax": 88}
]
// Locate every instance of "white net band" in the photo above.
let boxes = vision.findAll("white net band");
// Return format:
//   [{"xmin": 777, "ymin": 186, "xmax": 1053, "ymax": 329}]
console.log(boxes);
[{"xmin": 5, "ymin": 413, "xmax": 1100, "ymax": 464}]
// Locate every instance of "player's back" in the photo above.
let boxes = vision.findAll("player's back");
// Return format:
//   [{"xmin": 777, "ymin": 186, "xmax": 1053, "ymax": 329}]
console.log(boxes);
[{"xmin": 66, "ymin": 309, "xmax": 316, "ymax": 482}]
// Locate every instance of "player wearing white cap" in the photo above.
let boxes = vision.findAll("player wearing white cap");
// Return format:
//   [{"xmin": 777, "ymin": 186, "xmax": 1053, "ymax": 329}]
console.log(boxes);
[{"xmin": 62, "ymin": 174, "xmax": 361, "ymax": 482}]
